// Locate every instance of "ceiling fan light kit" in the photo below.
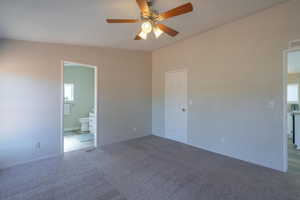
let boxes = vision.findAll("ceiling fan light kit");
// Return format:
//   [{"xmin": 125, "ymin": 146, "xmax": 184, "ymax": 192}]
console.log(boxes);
[
  {"xmin": 106, "ymin": 0, "xmax": 193, "ymax": 40},
  {"xmin": 153, "ymin": 25, "xmax": 163, "ymax": 38},
  {"xmin": 141, "ymin": 21, "xmax": 152, "ymax": 34},
  {"xmin": 138, "ymin": 30, "xmax": 148, "ymax": 40}
]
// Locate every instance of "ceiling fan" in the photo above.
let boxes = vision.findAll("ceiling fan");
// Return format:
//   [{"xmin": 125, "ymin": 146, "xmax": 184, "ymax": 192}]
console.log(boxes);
[{"xmin": 106, "ymin": 0, "xmax": 193, "ymax": 40}]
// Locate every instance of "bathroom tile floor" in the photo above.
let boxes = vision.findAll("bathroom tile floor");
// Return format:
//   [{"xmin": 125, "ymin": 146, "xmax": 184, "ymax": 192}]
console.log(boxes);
[{"xmin": 64, "ymin": 131, "xmax": 94, "ymax": 152}]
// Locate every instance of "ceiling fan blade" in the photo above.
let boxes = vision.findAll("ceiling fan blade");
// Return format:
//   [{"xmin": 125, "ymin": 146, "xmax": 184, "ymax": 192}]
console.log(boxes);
[
  {"xmin": 134, "ymin": 30, "xmax": 142, "ymax": 40},
  {"xmin": 136, "ymin": 0, "xmax": 150, "ymax": 16},
  {"xmin": 135, "ymin": 35, "xmax": 142, "ymax": 40},
  {"xmin": 157, "ymin": 24, "xmax": 179, "ymax": 37},
  {"xmin": 106, "ymin": 19, "xmax": 140, "ymax": 23},
  {"xmin": 158, "ymin": 3, "xmax": 193, "ymax": 20}
]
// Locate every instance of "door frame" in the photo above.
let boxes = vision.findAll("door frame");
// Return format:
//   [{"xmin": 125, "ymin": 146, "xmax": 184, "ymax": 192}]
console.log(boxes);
[
  {"xmin": 164, "ymin": 68, "xmax": 188, "ymax": 144},
  {"xmin": 60, "ymin": 60, "xmax": 99, "ymax": 154},
  {"xmin": 283, "ymin": 47, "xmax": 300, "ymax": 172}
]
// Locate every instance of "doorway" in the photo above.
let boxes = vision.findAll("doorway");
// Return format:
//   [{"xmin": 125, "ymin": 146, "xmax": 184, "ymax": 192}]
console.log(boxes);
[
  {"xmin": 284, "ymin": 48, "xmax": 300, "ymax": 174},
  {"xmin": 61, "ymin": 61, "xmax": 98, "ymax": 152},
  {"xmin": 165, "ymin": 69, "xmax": 188, "ymax": 143}
]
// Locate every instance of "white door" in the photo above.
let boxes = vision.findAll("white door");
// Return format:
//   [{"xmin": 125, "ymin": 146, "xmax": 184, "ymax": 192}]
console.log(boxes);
[{"xmin": 165, "ymin": 69, "xmax": 188, "ymax": 143}]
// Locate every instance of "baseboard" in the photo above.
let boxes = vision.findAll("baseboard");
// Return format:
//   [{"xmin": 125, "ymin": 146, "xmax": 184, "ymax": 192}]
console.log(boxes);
[
  {"xmin": 189, "ymin": 142, "xmax": 284, "ymax": 172},
  {"xmin": 64, "ymin": 127, "xmax": 80, "ymax": 132},
  {"xmin": 151, "ymin": 132, "xmax": 163, "ymax": 137},
  {"xmin": 0, "ymin": 154, "xmax": 62, "ymax": 170},
  {"xmin": 151, "ymin": 134, "xmax": 284, "ymax": 173},
  {"xmin": 101, "ymin": 133, "xmax": 152, "ymax": 146}
]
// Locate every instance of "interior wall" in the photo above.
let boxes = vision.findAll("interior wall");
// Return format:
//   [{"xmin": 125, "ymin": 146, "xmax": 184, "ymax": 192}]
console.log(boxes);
[
  {"xmin": 152, "ymin": 0, "xmax": 300, "ymax": 171},
  {"xmin": 63, "ymin": 65, "xmax": 95, "ymax": 131},
  {"xmin": 0, "ymin": 40, "xmax": 152, "ymax": 169}
]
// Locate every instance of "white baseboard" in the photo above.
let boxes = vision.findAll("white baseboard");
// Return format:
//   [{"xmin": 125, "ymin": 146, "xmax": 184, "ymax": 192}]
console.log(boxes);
[
  {"xmin": 151, "ymin": 134, "xmax": 284, "ymax": 173},
  {"xmin": 151, "ymin": 132, "xmax": 163, "ymax": 137},
  {"xmin": 64, "ymin": 127, "xmax": 80, "ymax": 132},
  {"xmin": 0, "ymin": 153, "xmax": 61, "ymax": 170}
]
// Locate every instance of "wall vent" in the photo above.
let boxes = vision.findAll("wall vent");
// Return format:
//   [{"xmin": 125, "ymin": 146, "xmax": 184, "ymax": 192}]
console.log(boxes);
[{"xmin": 289, "ymin": 40, "xmax": 300, "ymax": 48}]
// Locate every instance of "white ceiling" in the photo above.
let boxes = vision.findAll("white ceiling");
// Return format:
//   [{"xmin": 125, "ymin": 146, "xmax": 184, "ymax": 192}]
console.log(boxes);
[
  {"xmin": 0, "ymin": 0, "xmax": 287, "ymax": 51},
  {"xmin": 288, "ymin": 51, "xmax": 300, "ymax": 74}
]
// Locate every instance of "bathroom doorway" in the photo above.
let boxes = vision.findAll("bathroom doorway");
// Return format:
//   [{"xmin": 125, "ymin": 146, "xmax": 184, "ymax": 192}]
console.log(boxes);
[{"xmin": 61, "ymin": 61, "xmax": 98, "ymax": 152}]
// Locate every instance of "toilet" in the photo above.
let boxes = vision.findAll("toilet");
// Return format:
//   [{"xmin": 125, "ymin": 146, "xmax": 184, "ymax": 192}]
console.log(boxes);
[{"xmin": 79, "ymin": 117, "xmax": 89, "ymax": 132}]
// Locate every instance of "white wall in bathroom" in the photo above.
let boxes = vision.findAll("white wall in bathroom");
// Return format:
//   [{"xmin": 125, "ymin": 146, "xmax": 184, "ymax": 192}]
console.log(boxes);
[{"xmin": 63, "ymin": 65, "xmax": 95, "ymax": 131}]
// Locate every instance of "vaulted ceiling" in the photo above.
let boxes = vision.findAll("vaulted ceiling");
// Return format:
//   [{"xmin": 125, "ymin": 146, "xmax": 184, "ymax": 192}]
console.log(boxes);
[{"xmin": 0, "ymin": 0, "xmax": 287, "ymax": 51}]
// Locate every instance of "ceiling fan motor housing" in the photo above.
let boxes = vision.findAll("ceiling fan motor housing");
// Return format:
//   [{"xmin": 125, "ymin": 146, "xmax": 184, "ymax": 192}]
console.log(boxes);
[
  {"xmin": 141, "ymin": 0, "xmax": 159, "ymax": 22},
  {"xmin": 147, "ymin": 0, "xmax": 153, "ymax": 7}
]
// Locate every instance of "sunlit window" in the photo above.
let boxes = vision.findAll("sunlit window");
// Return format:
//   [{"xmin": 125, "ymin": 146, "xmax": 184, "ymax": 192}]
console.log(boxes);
[
  {"xmin": 64, "ymin": 83, "xmax": 74, "ymax": 102},
  {"xmin": 287, "ymin": 84, "xmax": 299, "ymax": 104}
]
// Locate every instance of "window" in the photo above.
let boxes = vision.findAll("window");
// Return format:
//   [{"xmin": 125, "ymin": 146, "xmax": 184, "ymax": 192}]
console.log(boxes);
[
  {"xmin": 287, "ymin": 83, "xmax": 299, "ymax": 104},
  {"xmin": 64, "ymin": 83, "xmax": 74, "ymax": 102}
]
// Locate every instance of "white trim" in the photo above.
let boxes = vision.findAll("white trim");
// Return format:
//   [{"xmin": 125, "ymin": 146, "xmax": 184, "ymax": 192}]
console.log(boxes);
[
  {"xmin": 64, "ymin": 127, "xmax": 80, "ymax": 132},
  {"xmin": 186, "ymin": 140, "xmax": 284, "ymax": 171},
  {"xmin": 94, "ymin": 65, "xmax": 99, "ymax": 148},
  {"xmin": 60, "ymin": 61, "xmax": 99, "ymax": 154},
  {"xmin": 60, "ymin": 61, "xmax": 64, "ymax": 155},
  {"xmin": 63, "ymin": 60, "xmax": 98, "ymax": 69},
  {"xmin": 165, "ymin": 68, "xmax": 188, "ymax": 74},
  {"xmin": 152, "ymin": 134, "xmax": 283, "ymax": 172},
  {"xmin": 0, "ymin": 154, "xmax": 61, "ymax": 170},
  {"xmin": 282, "ymin": 47, "xmax": 300, "ymax": 172}
]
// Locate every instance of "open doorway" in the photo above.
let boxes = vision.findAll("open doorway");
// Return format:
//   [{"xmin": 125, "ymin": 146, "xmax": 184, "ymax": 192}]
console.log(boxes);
[
  {"xmin": 285, "ymin": 48, "xmax": 300, "ymax": 175},
  {"xmin": 61, "ymin": 61, "xmax": 98, "ymax": 152}
]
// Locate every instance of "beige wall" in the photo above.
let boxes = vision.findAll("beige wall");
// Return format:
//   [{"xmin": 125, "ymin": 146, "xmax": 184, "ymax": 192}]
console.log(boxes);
[
  {"xmin": 0, "ymin": 40, "xmax": 152, "ymax": 169},
  {"xmin": 152, "ymin": 0, "xmax": 300, "ymax": 171}
]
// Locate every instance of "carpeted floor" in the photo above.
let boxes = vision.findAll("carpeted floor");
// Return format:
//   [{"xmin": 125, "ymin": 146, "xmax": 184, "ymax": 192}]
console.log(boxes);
[
  {"xmin": 288, "ymin": 138, "xmax": 300, "ymax": 175},
  {"xmin": 1, "ymin": 135, "xmax": 300, "ymax": 200}
]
